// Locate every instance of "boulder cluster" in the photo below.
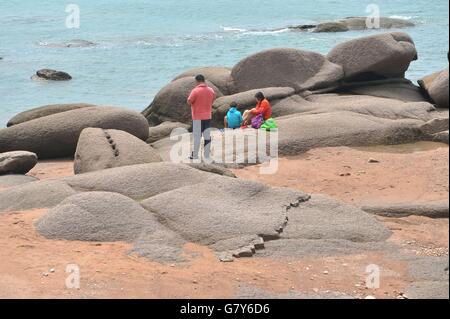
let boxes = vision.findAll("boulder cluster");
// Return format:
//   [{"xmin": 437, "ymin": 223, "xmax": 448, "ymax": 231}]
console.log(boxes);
[
  {"xmin": 142, "ymin": 32, "xmax": 448, "ymax": 161},
  {"xmin": 0, "ymin": 32, "xmax": 448, "ymax": 273}
]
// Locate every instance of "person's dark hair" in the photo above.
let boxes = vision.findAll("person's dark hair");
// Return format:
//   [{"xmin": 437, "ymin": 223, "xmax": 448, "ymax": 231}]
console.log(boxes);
[
  {"xmin": 195, "ymin": 74, "xmax": 205, "ymax": 82},
  {"xmin": 255, "ymin": 92, "xmax": 265, "ymax": 100},
  {"xmin": 230, "ymin": 102, "xmax": 238, "ymax": 108}
]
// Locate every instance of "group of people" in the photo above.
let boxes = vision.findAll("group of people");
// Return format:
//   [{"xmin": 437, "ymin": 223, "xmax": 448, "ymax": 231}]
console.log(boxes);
[{"xmin": 187, "ymin": 74, "xmax": 273, "ymax": 160}]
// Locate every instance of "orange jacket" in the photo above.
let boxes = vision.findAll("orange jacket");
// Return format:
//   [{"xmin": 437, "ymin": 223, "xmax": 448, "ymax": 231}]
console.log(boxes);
[{"xmin": 251, "ymin": 99, "xmax": 272, "ymax": 120}]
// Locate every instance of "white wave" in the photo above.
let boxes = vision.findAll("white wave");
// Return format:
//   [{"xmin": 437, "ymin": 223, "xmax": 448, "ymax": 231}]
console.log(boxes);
[
  {"xmin": 221, "ymin": 26, "xmax": 248, "ymax": 32},
  {"xmin": 242, "ymin": 28, "xmax": 291, "ymax": 36},
  {"xmin": 389, "ymin": 15, "xmax": 414, "ymax": 20}
]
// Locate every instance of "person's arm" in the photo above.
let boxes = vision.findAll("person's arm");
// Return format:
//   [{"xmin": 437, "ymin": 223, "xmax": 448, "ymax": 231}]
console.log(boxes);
[
  {"xmin": 187, "ymin": 89, "xmax": 196, "ymax": 106},
  {"xmin": 250, "ymin": 103, "xmax": 261, "ymax": 115}
]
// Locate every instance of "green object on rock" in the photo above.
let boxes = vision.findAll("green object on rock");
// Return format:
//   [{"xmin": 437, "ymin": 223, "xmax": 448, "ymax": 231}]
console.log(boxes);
[{"xmin": 260, "ymin": 118, "xmax": 278, "ymax": 131}]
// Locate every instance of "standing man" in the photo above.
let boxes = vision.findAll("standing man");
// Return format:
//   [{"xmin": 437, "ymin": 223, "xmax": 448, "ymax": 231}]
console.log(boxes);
[{"xmin": 187, "ymin": 75, "xmax": 216, "ymax": 160}]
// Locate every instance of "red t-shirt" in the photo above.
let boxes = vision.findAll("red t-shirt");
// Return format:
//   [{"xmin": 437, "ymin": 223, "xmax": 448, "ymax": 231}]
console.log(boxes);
[
  {"xmin": 251, "ymin": 99, "xmax": 272, "ymax": 120},
  {"xmin": 187, "ymin": 84, "xmax": 216, "ymax": 120}
]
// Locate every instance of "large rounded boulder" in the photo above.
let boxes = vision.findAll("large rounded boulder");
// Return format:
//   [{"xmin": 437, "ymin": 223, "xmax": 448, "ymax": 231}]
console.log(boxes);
[
  {"xmin": 173, "ymin": 67, "xmax": 234, "ymax": 95},
  {"xmin": 419, "ymin": 69, "xmax": 449, "ymax": 109},
  {"xmin": 142, "ymin": 77, "xmax": 223, "ymax": 126},
  {"xmin": 0, "ymin": 106, "xmax": 149, "ymax": 159},
  {"xmin": 327, "ymin": 32, "xmax": 418, "ymax": 81},
  {"xmin": 7, "ymin": 103, "xmax": 95, "ymax": 127},
  {"xmin": 231, "ymin": 48, "xmax": 344, "ymax": 93},
  {"xmin": 74, "ymin": 128, "xmax": 162, "ymax": 174}
]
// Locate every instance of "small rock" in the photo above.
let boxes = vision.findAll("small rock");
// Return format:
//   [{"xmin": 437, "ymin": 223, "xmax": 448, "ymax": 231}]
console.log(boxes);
[
  {"xmin": 218, "ymin": 252, "xmax": 235, "ymax": 262},
  {"xmin": 323, "ymin": 270, "xmax": 329, "ymax": 275},
  {"xmin": 49, "ymin": 268, "xmax": 55, "ymax": 273},
  {"xmin": 32, "ymin": 69, "xmax": 72, "ymax": 81},
  {"xmin": 368, "ymin": 158, "xmax": 380, "ymax": 163},
  {"xmin": 313, "ymin": 288, "xmax": 319, "ymax": 293}
]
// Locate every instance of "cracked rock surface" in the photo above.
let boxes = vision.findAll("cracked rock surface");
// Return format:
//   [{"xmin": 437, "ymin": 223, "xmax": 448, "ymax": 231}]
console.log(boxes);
[{"xmin": 0, "ymin": 162, "xmax": 392, "ymax": 263}]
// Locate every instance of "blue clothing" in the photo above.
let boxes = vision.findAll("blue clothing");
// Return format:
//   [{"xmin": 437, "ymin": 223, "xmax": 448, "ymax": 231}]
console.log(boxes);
[{"xmin": 226, "ymin": 107, "xmax": 243, "ymax": 129}]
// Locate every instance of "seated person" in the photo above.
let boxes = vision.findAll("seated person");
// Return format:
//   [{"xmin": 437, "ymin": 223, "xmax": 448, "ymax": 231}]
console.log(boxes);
[
  {"xmin": 242, "ymin": 92, "xmax": 272, "ymax": 126},
  {"xmin": 224, "ymin": 102, "xmax": 243, "ymax": 129}
]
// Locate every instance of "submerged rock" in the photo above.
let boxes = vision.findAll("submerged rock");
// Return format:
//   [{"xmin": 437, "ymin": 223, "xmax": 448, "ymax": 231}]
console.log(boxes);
[
  {"xmin": 39, "ymin": 39, "xmax": 96, "ymax": 48},
  {"xmin": 32, "ymin": 69, "xmax": 72, "ymax": 81},
  {"xmin": 291, "ymin": 17, "xmax": 415, "ymax": 33}
]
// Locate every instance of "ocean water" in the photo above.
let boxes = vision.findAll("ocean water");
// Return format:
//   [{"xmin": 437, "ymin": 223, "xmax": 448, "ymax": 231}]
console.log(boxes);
[{"xmin": 0, "ymin": 0, "xmax": 448, "ymax": 127}]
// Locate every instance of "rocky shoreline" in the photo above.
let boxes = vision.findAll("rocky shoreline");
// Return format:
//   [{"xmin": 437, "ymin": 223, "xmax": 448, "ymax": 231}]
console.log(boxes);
[
  {"xmin": 0, "ymin": 31, "xmax": 448, "ymax": 299},
  {"xmin": 289, "ymin": 16, "xmax": 415, "ymax": 33}
]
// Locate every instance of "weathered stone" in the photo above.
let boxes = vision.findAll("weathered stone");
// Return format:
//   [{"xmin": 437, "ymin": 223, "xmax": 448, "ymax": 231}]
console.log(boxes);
[
  {"xmin": 0, "ymin": 151, "xmax": 38, "ymax": 175},
  {"xmin": 0, "ymin": 180, "xmax": 77, "ymax": 212},
  {"xmin": 74, "ymin": 128, "xmax": 162, "ymax": 174},
  {"xmin": 173, "ymin": 67, "xmax": 234, "ymax": 95},
  {"xmin": 142, "ymin": 77, "xmax": 222, "ymax": 125},
  {"xmin": 282, "ymin": 195, "xmax": 391, "ymax": 242},
  {"xmin": 273, "ymin": 93, "xmax": 436, "ymax": 121},
  {"xmin": 146, "ymin": 121, "xmax": 190, "ymax": 144},
  {"xmin": 314, "ymin": 22, "xmax": 349, "ymax": 33},
  {"xmin": 339, "ymin": 80, "xmax": 429, "ymax": 103},
  {"xmin": 362, "ymin": 200, "xmax": 449, "ymax": 218},
  {"xmin": 7, "ymin": 103, "xmax": 95, "ymax": 127},
  {"xmin": 327, "ymin": 32, "xmax": 418, "ymax": 81},
  {"xmin": 231, "ymin": 48, "xmax": 344, "ymax": 93},
  {"xmin": 428, "ymin": 69, "xmax": 449, "ymax": 108},
  {"xmin": 0, "ymin": 175, "xmax": 39, "ymax": 189},
  {"xmin": 0, "ymin": 106, "xmax": 149, "ymax": 159},
  {"xmin": 141, "ymin": 177, "xmax": 309, "ymax": 254}
]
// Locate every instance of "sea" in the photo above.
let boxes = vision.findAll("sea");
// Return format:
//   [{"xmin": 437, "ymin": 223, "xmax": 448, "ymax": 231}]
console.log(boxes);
[{"xmin": 0, "ymin": 0, "xmax": 448, "ymax": 127}]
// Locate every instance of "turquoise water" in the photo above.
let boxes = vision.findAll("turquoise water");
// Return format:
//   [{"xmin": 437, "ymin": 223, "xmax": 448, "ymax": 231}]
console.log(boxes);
[{"xmin": 0, "ymin": 0, "xmax": 448, "ymax": 127}]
